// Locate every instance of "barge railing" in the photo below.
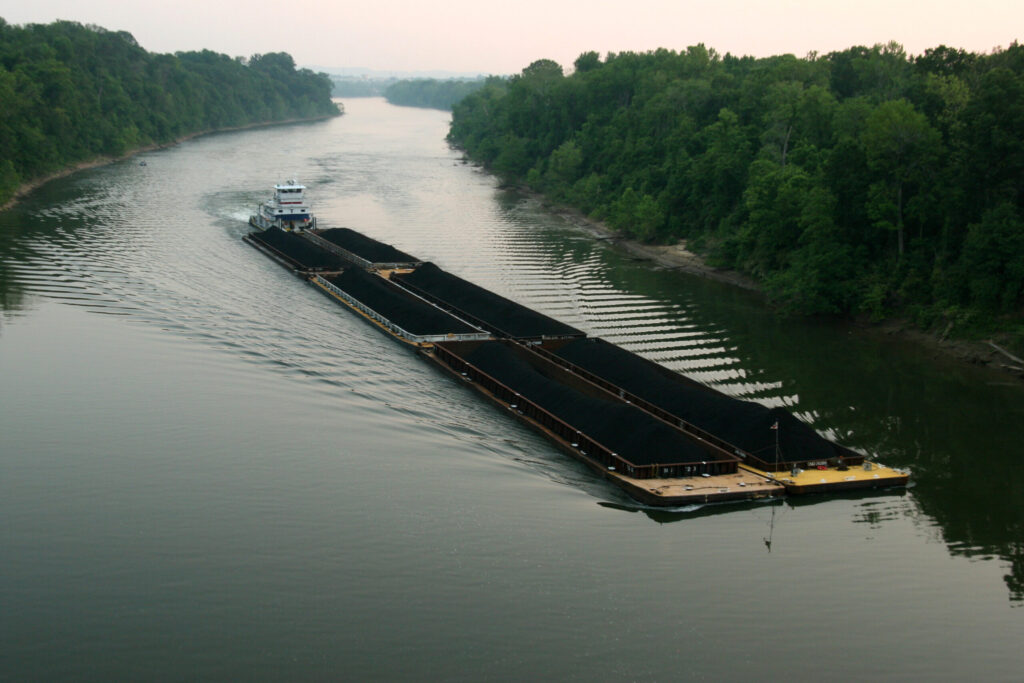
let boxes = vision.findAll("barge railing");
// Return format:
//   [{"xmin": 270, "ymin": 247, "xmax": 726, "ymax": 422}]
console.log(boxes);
[
  {"xmin": 432, "ymin": 342, "xmax": 737, "ymax": 479},
  {"xmin": 311, "ymin": 275, "xmax": 491, "ymax": 344}
]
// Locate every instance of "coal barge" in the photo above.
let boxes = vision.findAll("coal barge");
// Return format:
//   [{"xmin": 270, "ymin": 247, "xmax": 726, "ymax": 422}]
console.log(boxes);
[{"xmin": 244, "ymin": 184, "xmax": 907, "ymax": 505}]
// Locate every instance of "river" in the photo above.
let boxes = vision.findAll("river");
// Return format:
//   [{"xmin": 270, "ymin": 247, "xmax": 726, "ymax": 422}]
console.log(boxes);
[{"xmin": 1, "ymin": 98, "xmax": 1022, "ymax": 680}]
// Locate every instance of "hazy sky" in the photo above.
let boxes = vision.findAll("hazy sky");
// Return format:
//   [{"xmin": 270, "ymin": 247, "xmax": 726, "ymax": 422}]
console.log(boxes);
[{"xmin": 2, "ymin": 0, "xmax": 1021, "ymax": 74}]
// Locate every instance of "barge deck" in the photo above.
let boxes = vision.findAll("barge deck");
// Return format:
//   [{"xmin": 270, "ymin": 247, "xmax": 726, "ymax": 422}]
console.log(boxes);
[
  {"xmin": 310, "ymin": 272, "xmax": 489, "ymax": 347},
  {"xmin": 304, "ymin": 228, "xmax": 422, "ymax": 270},
  {"xmin": 742, "ymin": 462, "xmax": 909, "ymax": 493},
  {"xmin": 245, "ymin": 226, "xmax": 347, "ymax": 273}
]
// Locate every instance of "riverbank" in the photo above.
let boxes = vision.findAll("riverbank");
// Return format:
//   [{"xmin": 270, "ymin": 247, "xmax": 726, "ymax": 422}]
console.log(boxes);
[
  {"xmin": 540, "ymin": 199, "xmax": 759, "ymax": 291},
  {"xmin": 522, "ymin": 192, "xmax": 1023, "ymax": 381},
  {"xmin": 0, "ymin": 111, "xmax": 340, "ymax": 213}
]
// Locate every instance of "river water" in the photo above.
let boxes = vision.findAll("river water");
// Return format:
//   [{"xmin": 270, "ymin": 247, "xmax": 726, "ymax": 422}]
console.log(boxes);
[{"xmin": 2, "ymin": 98, "xmax": 1022, "ymax": 680}]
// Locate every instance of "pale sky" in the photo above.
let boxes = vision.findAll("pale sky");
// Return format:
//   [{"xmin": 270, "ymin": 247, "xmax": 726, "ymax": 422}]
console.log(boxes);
[{"xmin": 2, "ymin": 0, "xmax": 1021, "ymax": 74}]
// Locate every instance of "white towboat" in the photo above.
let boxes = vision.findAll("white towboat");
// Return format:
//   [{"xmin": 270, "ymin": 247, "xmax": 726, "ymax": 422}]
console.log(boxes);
[{"xmin": 250, "ymin": 179, "xmax": 315, "ymax": 231}]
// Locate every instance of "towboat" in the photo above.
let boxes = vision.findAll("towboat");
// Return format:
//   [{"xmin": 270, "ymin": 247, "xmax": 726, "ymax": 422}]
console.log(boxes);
[{"xmin": 250, "ymin": 179, "xmax": 315, "ymax": 231}]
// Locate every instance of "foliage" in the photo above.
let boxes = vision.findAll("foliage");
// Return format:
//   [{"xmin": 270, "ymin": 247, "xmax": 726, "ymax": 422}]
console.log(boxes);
[
  {"xmin": 384, "ymin": 77, "xmax": 486, "ymax": 110},
  {"xmin": 448, "ymin": 42, "xmax": 1024, "ymax": 341},
  {"xmin": 331, "ymin": 77, "xmax": 391, "ymax": 97},
  {"xmin": 0, "ymin": 18, "xmax": 338, "ymax": 204}
]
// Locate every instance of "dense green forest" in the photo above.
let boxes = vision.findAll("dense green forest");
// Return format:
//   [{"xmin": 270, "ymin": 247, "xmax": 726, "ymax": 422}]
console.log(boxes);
[
  {"xmin": 0, "ymin": 18, "xmax": 338, "ymax": 205},
  {"xmin": 449, "ymin": 44, "xmax": 1024, "ymax": 348},
  {"xmin": 384, "ymin": 78, "xmax": 486, "ymax": 110}
]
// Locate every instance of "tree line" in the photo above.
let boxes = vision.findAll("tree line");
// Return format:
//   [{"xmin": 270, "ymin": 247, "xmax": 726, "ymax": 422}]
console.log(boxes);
[
  {"xmin": 0, "ymin": 18, "xmax": 339, "ymax": 205},
  {"xmin": 331, "ymin": 77, "xmax": 390, "ymax": 97},
  {"xmin": 448, "ymin": 43, "xmax": 1024, "ymax": 347},
  {"xmin": 384, "ymin": 78, "xmax": 486, "ymax": 111}
]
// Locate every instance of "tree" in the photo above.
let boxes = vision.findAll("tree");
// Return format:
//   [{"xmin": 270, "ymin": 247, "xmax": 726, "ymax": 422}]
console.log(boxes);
[
  {"xmin": 959, "ymin": 203, "xmax": 1024, "ymax": 311},
  {"xmin": 861, "ymin": 99, "xmax": 942, "ymax": 258},
  {"xmin": 544, "ymin": 139, "xmax": 583, "ymax": 196},
  {"xmin": 573, "ymin": 51, "xmax": 601, "ymax": 74},
  {"xmin": 0, "ymin": 20, "xmax": 338, "ymax": 206},
  {"xmin": 521, "ymin": 59, "xmax": 563, "ymax": 80},
  {"xmin": 961, "ymin": 68, "xmax": 1024, "ymax": 211},
  {"xmin": 445, "ymin": 42, "xmax": 1024, "ymax": 346}
]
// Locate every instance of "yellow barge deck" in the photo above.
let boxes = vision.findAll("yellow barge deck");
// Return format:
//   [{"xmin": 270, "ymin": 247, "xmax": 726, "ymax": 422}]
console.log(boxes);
[{"xmin": 740, "ymin": 462, "xmax": 909, "ymax": 494}]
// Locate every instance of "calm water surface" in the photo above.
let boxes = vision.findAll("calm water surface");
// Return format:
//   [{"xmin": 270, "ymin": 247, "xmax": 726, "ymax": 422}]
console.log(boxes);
[{"xmin": 2, "ymin": 99, "xmax": 1022, "ymax": 680}]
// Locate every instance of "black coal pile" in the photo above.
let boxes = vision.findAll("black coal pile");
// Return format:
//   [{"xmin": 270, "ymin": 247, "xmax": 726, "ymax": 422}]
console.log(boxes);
[
  {"xmin": 463, "ymin": 342, "xmax": 714, "ymax": 467},
  {"xmin": 394, "ymin": 263, "xmax": 583, "ymax": 339},
  {"xmin": 318, "ymin": 228, "xmax": 418, "ymax": 264},
  {"xmin": 553, "ymin": 338, "xmax": 845, "ymax": 465},
  {"xmin": 326, "ymin": 269, "xmax": 478, "ymax": 336},
  {"xmin": 250, "ymin": 228, "xmax": 346, "ymax": 270}
]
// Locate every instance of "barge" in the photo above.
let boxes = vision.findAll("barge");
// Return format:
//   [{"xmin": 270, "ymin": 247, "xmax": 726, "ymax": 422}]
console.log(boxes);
[
  {"xmin": 430, "ymin": 339, "xmax": 782, "ymax": 505},
  {"xmin": 305, "ymin": 227, "xmax": 422, "ymax": 270},
  {"xmin": 530, "ymin": 338, "xmax": 909, "ymax": 494},
  {"xmin": 392, "ymin": 263, "xmax": 585, "ymax": 342},
  {"xmin": 310, "ymin": 270, "xmax": 490, "ymax": 346},
  {"xmin": 244, "ymin": 226, "xmax": 347, "ymax": 273},
  {"xmin": 242, "ymin": 182, "xmax": 907, "ymax": 506}
]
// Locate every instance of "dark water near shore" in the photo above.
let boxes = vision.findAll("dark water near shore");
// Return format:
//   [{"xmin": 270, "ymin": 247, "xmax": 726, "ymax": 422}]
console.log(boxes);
[{"xmin": 2, "ymin": 98, "xmax": 1022, "ymax": 680}]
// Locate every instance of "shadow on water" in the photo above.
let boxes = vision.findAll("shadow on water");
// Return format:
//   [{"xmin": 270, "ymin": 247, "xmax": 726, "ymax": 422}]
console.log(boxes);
[
  {"xmin": 665, "ymin": 278, "xmax": 1024, "ymax": 602},
  {"xmin": 496, "ymin": 192, "xmax": 1024, "ymax": 603},
  {"xmin": 0, "ymin": 251, "xmax": 26, "ymax": 315},
  {"xmin": 601, "ymin": 486, "xmax": 908, "ymax": 524},
  {"xmin": 0, "ymin": 194, "xmax": 56, "ymax": 317},
  {"xmin": 599, "ymin": 497, "xmax": 779, "ymax": 521}
]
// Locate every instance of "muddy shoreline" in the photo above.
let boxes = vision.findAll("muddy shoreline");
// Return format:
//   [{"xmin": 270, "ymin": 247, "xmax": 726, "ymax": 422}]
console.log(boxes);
[
  {"xmin": 539, "ymin": 199, "xmax": 759, "ymax": 290},
  {"xmin": 521, "ymin": 192, "xmax": 1022, "ymax": 381}
]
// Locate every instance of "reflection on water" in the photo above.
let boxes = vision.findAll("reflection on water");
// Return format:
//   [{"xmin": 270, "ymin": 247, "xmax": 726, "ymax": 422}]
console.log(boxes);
[{"xmin": 1, "ymin": 98, "xmax": 1023, "ymax": 679}]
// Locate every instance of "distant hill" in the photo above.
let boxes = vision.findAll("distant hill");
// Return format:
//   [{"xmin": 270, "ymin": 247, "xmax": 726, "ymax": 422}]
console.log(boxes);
[
  {"xmin": 309, "ymin": 66, "xmax": 492, "ymax": 80},
  {"xmin": 384, "ymin": 78, "xmax": 488, "ymax": 111},
  {"xmin": 316, "ymin": 67, "xmax": 494, "ymax": 100},
  {"xmin": 330, "ymin": 76, "xmax": 393, "ymax": 97}
]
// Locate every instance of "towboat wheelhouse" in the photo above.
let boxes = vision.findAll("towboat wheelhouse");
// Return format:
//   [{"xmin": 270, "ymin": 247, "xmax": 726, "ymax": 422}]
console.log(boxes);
[{"xmin": 250, "ymin": 179, "xmax": 315, "ymax": 231}]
